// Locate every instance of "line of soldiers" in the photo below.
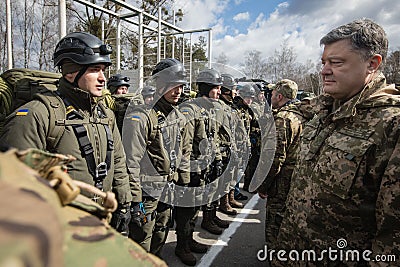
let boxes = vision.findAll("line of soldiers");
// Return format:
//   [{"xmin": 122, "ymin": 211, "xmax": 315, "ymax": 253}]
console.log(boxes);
[
  {"xmin": 113, "ymin": 61, "xmax": 266, "ymax": 265},
  {"xmin": 0, "ymin": 30, "xmax": 264, "ymax": 266}
]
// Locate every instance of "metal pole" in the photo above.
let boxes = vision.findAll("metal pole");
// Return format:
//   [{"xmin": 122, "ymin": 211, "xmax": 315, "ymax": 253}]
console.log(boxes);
[
  {"xmin": 138, "ymin": 12, "xmax": 144, "ymax": 90},
  {"xmin": 208, "ymin": 29, "xmax": 212, "ymax": 68},
  {"xmin": 6, "ymin": 0, "xmax": 12, "ymax": 69},
  {"xmin": 59, "ymin": 0, "xmax": 67, "ymax": 38},
  {"xmin": 116, "ymin": 18, "xmax": 121, "ymax": 71},
  {"xmin": 189, "ymin": 33, "xmax": 192, "ymax": 87},
  {"xmin": 181, "ymin": 34, "xmax": 184, "ymax": 65},
  {"xmin": 172, "ymin": 11, "xmax": 175, "ymax": 59},
  {"xmin": 157, "ymin": 7, "xmax": 162, "ymax": 62},
  {"xmin": 101, "ymin": 20, "xmax": 105, "ymax": 42}
]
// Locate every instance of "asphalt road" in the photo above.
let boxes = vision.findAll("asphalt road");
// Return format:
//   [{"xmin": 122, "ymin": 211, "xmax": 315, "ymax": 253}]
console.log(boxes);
[{"xmin": 160, "ymin": 190, "xmax": 269, "ymax": 267}]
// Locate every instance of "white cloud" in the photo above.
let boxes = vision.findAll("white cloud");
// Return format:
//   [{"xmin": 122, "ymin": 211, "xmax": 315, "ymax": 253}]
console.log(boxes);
[
  {"xmin": 173, "ymin": 0, "xmax": 400, "ymax": 70},
  {"xmin": 233, "ymin": 12, "xmax": 250, "ymax": 22}
]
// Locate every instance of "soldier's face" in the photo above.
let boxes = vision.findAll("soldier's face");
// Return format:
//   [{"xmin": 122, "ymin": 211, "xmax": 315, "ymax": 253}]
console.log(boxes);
[
  {"xmin": 77, "ymin": 64, "xmax": 107, "ymax": 97},
  {"xmin": 115, "ymin": 85, "xmax": 128, "ymax": 95},
  {"xmin": 243, "ymin": 97, "xmax": 253, "ymax": 106},
  {"xmin": 320, "ymin": 39, "xmax": 372, "ymax": 101},
  {"xmin": 144, "ymin": 95, "xmax": 154, "ymax": 105},
  {"xmin": 164, "ymin": 84, "xmax": 183, "ymax": 104},
  {"xmin": 271, "ymin": 90, "xmax": 281, "ymax": 109},
  {"xmin": 209, "ymin": 86, "xmax": 221, "ymax": 100}
]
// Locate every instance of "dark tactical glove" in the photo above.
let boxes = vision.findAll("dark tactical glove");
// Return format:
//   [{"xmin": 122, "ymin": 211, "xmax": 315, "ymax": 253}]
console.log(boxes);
[
  {"xmin": 110, "ymin": 203, "xmax": 131, "ymax": 237},
  {"xmin": 214, "ymin": 160, "xmax": 224, "ymax": 177},
  {"xmin": 130, "ymin": 202, "xmax": 147, "ymax": 227}
]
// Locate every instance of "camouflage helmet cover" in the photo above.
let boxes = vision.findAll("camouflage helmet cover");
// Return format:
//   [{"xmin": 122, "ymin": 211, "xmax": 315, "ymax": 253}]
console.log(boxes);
[{"xmin": 273, "ymin": 79, "xmax": 298, "ymax": 99}]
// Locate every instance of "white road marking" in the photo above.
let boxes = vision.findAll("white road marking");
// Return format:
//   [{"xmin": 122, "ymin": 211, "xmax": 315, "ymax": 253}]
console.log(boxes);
[{"xmin": 197, "ymin": 194, "xmax": 261, "ymax": 267}]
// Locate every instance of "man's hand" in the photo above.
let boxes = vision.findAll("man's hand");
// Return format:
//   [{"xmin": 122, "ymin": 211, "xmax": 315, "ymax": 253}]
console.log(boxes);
[
  {"xmin": 258, "ymin": 191, "xmax": 267, "ymax": 199},
  {"xmin": 110, "ymin": 203, "xmax": 131, "ymax": 236},
  {"xmin": 130, "ymin": 202, "xmax": 147, "ymax": 227}
]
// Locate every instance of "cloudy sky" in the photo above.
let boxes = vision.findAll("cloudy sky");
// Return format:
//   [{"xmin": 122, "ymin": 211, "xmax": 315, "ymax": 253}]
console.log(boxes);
[{"xmin": 172, "ymin": 0, "xmax": 400, "ymax": 68}]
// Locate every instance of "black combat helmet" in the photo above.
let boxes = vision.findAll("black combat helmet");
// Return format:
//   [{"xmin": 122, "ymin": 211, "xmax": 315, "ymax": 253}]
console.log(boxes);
[
  {"xmin": 152, "ymin": 58, "xmax": 187, "ymax": 91},
  {"xmin": 221, "ymin": 73, "xmax": 237, "ymax": 93},
  {"xmin": 196, "ymin": 68, "xmax": 222, "ymax": 97},
  {"xmin": 107, "ymin": 74, "xmax": 130, "ymax": 93},
  {"xmin": 238, "ymin": 83, "xmax": 256, "ymax": 98},
  {"xmin": 53, "ymin": 32, "xmax": 112, "ymax": 67},
  {"xmin": 141, "ymin": 85, "xmax": 156, "ymax": 96},
  {"xmin": 196, "ymin": 68, "xmax": 223, "ymax": 86}
]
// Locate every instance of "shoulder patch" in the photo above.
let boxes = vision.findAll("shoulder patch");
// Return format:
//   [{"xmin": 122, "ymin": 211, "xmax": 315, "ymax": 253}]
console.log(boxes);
[
  {"xmin": 181, "ymin": 108, "xmax": 190, "ymax": 115},
  {"xmin": 131, "ymin": 115, "xmax": 141, "ymax": 122},
  {"xmin": 16, "ymin": 108, "xmax": 29, "ymax": 116}
]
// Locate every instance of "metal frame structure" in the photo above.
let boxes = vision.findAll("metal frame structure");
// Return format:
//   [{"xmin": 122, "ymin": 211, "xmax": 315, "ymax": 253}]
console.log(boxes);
[{"xmin": 63, "ymin": 0, "xmax": 212, "ymax": 89}]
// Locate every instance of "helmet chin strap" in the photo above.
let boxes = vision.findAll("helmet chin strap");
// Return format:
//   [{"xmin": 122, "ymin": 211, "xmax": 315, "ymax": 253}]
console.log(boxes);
[{"xmin": 73, "ymin": 65, "xmax": 89, "ymax": 88}]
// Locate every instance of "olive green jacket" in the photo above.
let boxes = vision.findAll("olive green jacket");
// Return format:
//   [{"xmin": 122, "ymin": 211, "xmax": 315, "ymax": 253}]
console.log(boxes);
[
  {"xmin": 0, "ymin": 78, "xmax": 132, "ymax": 204},
  {"xmin": 122, "ymin": 96, "xmax": 191, "ymax": 202}
]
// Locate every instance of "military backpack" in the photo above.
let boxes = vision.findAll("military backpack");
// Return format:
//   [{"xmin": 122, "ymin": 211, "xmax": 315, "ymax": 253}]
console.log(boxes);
[{"xmin": 0, "ymin": 68, "xmax": 65, "ymax": 147}]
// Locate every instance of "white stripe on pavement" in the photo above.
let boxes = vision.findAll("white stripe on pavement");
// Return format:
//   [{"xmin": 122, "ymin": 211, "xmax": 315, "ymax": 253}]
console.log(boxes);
[{"xmin": 197, "ymin": 194, "xmax": 261, "ymax": 267}]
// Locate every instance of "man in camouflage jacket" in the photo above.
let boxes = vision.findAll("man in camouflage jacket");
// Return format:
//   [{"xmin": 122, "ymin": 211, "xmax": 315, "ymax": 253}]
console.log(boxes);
[
  {"xmin": 257, "ymin": 79, "xmax": 306, "ymax": 249},
  {"xmin": 275, "ymin": 19, "xmax": 400, "ymax": 266}
]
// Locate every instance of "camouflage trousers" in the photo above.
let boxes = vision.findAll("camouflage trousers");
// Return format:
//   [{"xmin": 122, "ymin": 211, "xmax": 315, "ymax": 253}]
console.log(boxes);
[
  {"xmin": 265, "ymin": 200, "xmax": 285, "ymax": 249},
  {"xmin": 129, "ymin": 197, "xmax": 171, "ymax": 256}
]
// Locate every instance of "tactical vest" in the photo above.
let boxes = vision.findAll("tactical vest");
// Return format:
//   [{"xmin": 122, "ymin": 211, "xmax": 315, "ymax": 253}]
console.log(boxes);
[{"xmin": 129, "ymin": 104, "xmax": 186, "ymax": 199}]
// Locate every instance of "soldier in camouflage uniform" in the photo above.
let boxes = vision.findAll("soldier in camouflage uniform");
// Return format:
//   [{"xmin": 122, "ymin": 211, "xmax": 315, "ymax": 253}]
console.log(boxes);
[
  {"xmin": 122, "ymin": 58, "xmax": 195, "ymax": 264},
  {"xmin": 256, "ymin": 79, "xmax": 306, "ymax": 250},
  {"xmin": 0, "ymin": 32, "xmax": 132, "ymax": 237},
  {"xmin": 0, "ymin": 148, "xmax": 166, "ymax": 267},
  {"xmin": 275, "ymin": 19, "xmax": 400, "ymax": 266}
]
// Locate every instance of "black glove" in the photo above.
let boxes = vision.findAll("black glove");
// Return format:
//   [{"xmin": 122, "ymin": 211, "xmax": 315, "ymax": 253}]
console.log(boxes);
[
  {"xmin": 214, "ymin": 160, "xmax": 224, "ymax": 177},
  {"xmin": 130, "ymin": 202, "xmax": 147, "ymax": 227},
  {"xmin": 110, "ymin": 203, "xmax": 131, "ymax": 237}
]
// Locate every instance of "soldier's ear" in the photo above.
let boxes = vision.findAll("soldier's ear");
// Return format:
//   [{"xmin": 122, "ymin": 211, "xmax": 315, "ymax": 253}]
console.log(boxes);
[
  {"xmin": 64, "ymin": 72, "xmax": 76, "ymax": 83},
  {"xmin": 367, "ymin": 54, "xmax": 382, "ymax": 74}
]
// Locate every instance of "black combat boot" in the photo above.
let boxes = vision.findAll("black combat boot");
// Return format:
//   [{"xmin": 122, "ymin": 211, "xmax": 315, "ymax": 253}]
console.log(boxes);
[
  {"xmin": 189, "ymin": 234, "xmax": 209, "ymax": 253},
  {"xmin": 201, "ymin": 209, "xmax": 223, "ymax": 235},
  {"xmin": 213, "ymin": 206, "xmax": 230, "ymax": 228},
  {"xmin": 175, "ymin": 235, "xmax": 197, "ymax": 266}
]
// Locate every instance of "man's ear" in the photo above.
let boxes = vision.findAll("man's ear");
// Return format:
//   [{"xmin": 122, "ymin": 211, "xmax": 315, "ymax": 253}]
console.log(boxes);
[
  {"xmin": 64, "ymin": 72, "xmax": 76, "ymax": 83},
  {"xmin": 367, "ymin": 54, "xmax": 382, "ymax": 73}
]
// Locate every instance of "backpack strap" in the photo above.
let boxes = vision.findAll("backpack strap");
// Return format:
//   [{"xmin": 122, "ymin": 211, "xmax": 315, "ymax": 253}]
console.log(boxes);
[
  {"xmin": 130, "ymin": 105, "xmax": 158, "ymax": 144},
  {"xmin": 34, "ymin": 92, "xmax": 66, "ymax": 151},
  {"xmin": 56, "ymin": 92, "xmax": 114, "ymax": 192}
]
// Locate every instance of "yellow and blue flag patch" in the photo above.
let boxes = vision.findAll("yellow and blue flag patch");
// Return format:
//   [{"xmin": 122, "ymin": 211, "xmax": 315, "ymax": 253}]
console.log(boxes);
[
  {"xmin": 131, "ymin": 115, "xmax": 141, "ymax": 122},
  {"xmin": 181, "ymin": 108, "xmax": 190, "ymax": 115},
  {"xmin": 16, "ymin": 109, "xmax": 29, "ymax": 116}
]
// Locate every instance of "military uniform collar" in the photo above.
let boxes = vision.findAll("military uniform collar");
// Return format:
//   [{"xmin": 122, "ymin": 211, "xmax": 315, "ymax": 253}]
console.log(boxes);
[
  {"xmin": 331, "ymin": 73, "xmax": 394, "ymax": 121},
  {"xmin": 58, "ymin": 77, "xmax": 97, "ymax": 111},
  {"xmin": 154, "ymin": 95, "xmax": 174, "ymax": 115}
]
